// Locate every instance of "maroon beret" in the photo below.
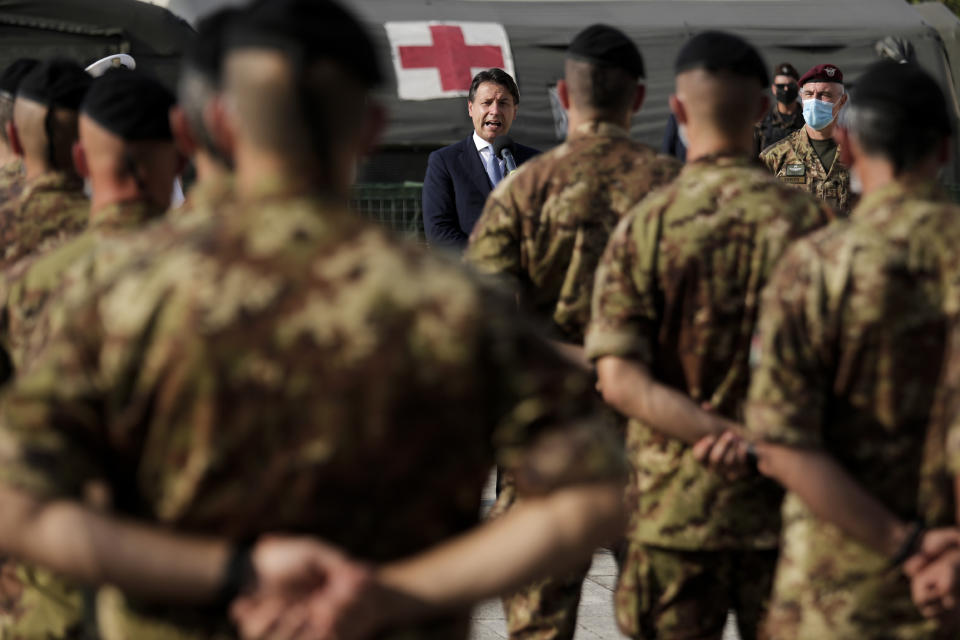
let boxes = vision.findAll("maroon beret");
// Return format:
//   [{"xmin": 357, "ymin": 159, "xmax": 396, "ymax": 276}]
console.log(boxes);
[{"xmin": 799, "ymin": 63, "xmax": 843, "ymax": 86}]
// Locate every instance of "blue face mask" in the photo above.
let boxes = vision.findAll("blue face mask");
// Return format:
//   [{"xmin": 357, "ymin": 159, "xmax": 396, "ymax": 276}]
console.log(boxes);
[{"xmin": 802, "ymin": 98, "xmax": 837, "ymax": 131}]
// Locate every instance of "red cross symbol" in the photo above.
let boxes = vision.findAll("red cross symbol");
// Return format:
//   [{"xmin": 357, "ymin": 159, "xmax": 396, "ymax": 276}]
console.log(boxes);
[{"xmin": 398, "ymin": 25, "xmax": 505, "ymax": 92}]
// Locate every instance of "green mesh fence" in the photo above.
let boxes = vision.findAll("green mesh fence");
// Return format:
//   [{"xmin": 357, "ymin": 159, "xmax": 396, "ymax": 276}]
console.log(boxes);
[{"xmin": 351, "ymin": 182, "xmax": 425, "ymax": 243}]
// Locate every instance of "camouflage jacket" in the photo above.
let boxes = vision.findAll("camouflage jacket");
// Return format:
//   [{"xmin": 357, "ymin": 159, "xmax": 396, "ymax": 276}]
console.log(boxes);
[
  {"xmin": 755, "ymin": 104, "xmax": 805, "ymax": 154},
  {"xmin": 747, "ymin": 180, "xmax": 960, "ymax": 639},
  {"xmin": 0, "ymin": 171, "xmax": 88, "ymax": 269},
  {"xmin": 0, "ymin": 189, "xmax": 625, "ymax": 640},
  {"xmin": 760, "ymin": 127, "xmax": 854, "ymax": 217},
  {"xmin": 585, "ymin": 153, "xmax": 831, "ymax": 550},
  {"xmin": 173, "ymin": 173, "xmax": 234, "ymax": 225},
  {"xmin": 465, "ymin": 121, "xmax": 681, "ymax": 342},
  {"xmin": 0, "ymin": 159, "xmax": 24, "ymax": 207}
]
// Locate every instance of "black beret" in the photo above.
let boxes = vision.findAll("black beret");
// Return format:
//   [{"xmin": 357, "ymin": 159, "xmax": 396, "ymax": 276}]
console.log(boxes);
[
  {"xmin": 0, "ymin": 58, "xmax": 39, "ymax": 97},
  {"xmin": 226, "ymin": 0, "xmax": 382, "ymax": 87},
  {"xmin": 850, "ymin": 60, "xmax": 953, "ymax": 136},
  {"xmin": 675, "ymin": 31, "xmax": 768, "ymax": 87},
  {"xmin": 17, "ymin": 59, "xmax": 91, "ymax": 110},
  {"xmin": 774, "ymin": 62, "xmax": 799, "ymax": 81},
  {"xmin": 81, "ymin": 69, "xmax": 175, "ymax": 141},
  {"xmin": 568, "ymin": 24, "xmax": 645, "ymax": 79},
  {"xmin": 183, "ymin": 7, "xmax": 240, "ymax": 84}
]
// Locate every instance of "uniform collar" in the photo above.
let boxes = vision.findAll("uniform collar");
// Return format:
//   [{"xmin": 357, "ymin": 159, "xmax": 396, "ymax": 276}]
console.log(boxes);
[
  {"xmin": 568, "ymin": 120, "xmax": 630, "ymax": 141},
  {"xmin": 182, "ymin": 173, "xmax": 234, "ymax": 213},
  {"xmin": 21, "ymin": 170, "xmax": 83, "ymax": 199},
  {"xmin": 90, "ymin": 199, "xmax": 164, "ymax": 232},
  {"xmin": 685, "ymin": 152, "xmax": 756, "ymax": 169},
  {"xmin": 850, "ymin": 179, "xmax": 944, "ymax": 221}
]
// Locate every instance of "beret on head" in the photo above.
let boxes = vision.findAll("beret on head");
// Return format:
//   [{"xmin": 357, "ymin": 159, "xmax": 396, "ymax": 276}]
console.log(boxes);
[
  {"xmin": 774, "ymin": 62, "xmax": 799, "ymax": 81},
  {"xmin": 850, "ymin": 60, "xmax": 952, "ymax": 135},
  {"xmin": 81, "ymin": 68, "xmax": 175, "ymax": 141},
  {"xmin": 799, "ymin": 63, "xmax": 843, "ymax": 86},
  {"xmin": 567, "ymin": 24, "xmax": 645, "ymax": 79},
  {"xmin": 226, "ymin": 0, "xmax": 382, "ymax": 87},
  {"xmin": 184, "ymin": 7, "xmax": 240, "ymax": 83},
  {"xmin": 675, "ymin": 31, "xmax": 768, "ymax": 87},
  {"xmin": 0, "ymin": 58, "xmax": 39, "ymax": 97},
  {"xmin": 17, "ymin": 59, "xmax": 91, "ymax": 110}
]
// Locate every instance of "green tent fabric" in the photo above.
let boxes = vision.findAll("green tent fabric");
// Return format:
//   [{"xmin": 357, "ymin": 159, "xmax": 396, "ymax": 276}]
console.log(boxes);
[{"xmin": 0, "ymin": 0, "xmax": 193, "ymax": 88}]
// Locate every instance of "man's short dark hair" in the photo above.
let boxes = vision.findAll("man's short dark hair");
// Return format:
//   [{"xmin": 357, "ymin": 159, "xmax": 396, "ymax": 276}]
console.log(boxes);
[
  {"xmin": 468, "ymin": 69, "xmax": 520, "ymax": 105},
  {"xmin": 564, "ymin": 58, "xmax": 636, "ymax": 115}
]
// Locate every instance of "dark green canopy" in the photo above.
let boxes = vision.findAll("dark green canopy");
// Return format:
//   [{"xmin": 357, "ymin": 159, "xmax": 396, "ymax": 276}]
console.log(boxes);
[{"xmin": 0, "ymin": 0, "xmax": 193, "ymax": 88}]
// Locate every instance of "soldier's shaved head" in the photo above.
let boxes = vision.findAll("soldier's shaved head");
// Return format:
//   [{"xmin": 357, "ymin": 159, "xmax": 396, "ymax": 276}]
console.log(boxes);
[
  {"xmin": 12, "ymin": 97, "xmax": 78, "ymax": 173},
  {"xmin": 675, "ymin": 69, "xmax": 766, "ymax": 138},
  {"xmin": 564, "ymin": 58, "xmax": 638, "ymax": 118}
]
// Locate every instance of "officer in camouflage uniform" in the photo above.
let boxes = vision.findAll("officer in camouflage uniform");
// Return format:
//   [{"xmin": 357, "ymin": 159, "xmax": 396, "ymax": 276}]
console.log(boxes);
[
  {"xmin": 0, "ymin": 60, "xmax": 38, "ymax": 207},
  {"xmin": 0, "ymin": 67, "xmax": 181, "ymax": 640},
  {"xmin": 0, "ymin": 60, "xmax": 91, "ymax": 268},
  {"xmin": 169, "ymin": 8, "xmax": 236, "ymax": 221},
  {"xmin": 466, "ymin": 24, "xmax": 679, "ymax": 640},
  {"xmin": 734, "ymin": 61, "xmax": 960, "ymax": 640},
  {"xmin": 0, "ymin": 3, "xmax": 627, "ymax": 640},
  {"xmin": 585, "ymin": 32, "xmax": 832, "ymax": 639},
  {"xmin": 760, "ymin": 64, "xmax": 853, "ymax": 217}
]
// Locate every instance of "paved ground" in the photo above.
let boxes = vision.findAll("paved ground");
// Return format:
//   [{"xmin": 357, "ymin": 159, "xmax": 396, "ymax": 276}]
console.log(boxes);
[{"xmin": 469, "ymin": 473, "xmax": 740, "ymax": 640}]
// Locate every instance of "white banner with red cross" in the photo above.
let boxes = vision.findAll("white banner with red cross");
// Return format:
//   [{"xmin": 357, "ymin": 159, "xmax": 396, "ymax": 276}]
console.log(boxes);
[{"xmin": 384, "ymin": 21, "xmax": 516, "ymax": 101}]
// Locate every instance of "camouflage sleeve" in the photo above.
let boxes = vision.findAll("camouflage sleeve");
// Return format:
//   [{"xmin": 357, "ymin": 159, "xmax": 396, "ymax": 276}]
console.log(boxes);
[
  {"xmin": 583, "ymin": 206, "xmax": 657, "ymax": 364},
  {"xmin": 464, "ymin": 177, "xmax": 524, "ymax": 284},
  {"xmin": 745, "ymin": 241, "xmax": 829, "ymax": 448},
  {"xmin": 0, "ymin": 293, "xmax": 105, "ymax": 499},
  {"xmin": 484, "ymin": 294, "xmax": 626, "ymax": 494}
]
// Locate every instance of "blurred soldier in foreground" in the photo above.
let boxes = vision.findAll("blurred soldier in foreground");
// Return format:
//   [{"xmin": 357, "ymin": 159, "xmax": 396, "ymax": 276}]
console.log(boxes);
[
  {"xmin": 0, "ymin": 59, "xmax": 38, "ymax": 205},
  {"xmin": 760, "ymin": 63, "xmax": 852, "ymax": 216},
  {"xmin": 466, "ymin": 23, "xmax": 679, "ymax": 640},
  {"xmin": 699, "ymin": 60, "xmax": 960, "ymax": 639},
  {"xmin": 585, "ymin": 32, "xmax": 831, "ymax": 639},
  {"xmin": 755, "ymin": 62, "xmax": 804, "ymax": 153},
  {"xmin": 0, "ymin": 67, "xmax": 179, "ymax": 640},
  {"xmin": 0, "ymin": 2, "xmax": 626, "ymax": 639},
  {"xmin": 0, "ymin": 59, "xmax": 91, "ymax": 268},
  {"xmin": 169, "ymin": 7, "xmax": 236, "ymax": 219}
]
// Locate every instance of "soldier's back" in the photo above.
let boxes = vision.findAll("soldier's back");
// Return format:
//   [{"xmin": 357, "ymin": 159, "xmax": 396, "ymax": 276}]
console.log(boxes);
[
  {"xmin": 0, "ymin": 158, "xmax": 25, "ymax": 207},
  {"xmin": 1, "ymin": 193, "xmax": 608, "ymax": 640},
  {"xmin": 466, "ymin": 120, "xmax": 680, "ymax": 341}
]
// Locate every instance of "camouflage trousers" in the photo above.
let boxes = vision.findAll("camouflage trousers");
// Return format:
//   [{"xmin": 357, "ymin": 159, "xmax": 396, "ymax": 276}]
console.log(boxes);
[
  {"xmin": 0, "ymin": 558, "xmax": 87, "ymax": 640},
  {"xmin": 491, "ymin": 473, "xmax": 623, "ymax": 640},
  {"xmin": 615, "ymin": 542, "xmax": 777, "ymax": 640}
]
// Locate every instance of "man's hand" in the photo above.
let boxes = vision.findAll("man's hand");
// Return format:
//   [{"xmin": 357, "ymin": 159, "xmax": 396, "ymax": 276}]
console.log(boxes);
[
  {"xmin": 904, "ymin": 527, "xmax": 960, "ymax": 626},
  {"xmin": 692, "ymin": 429, "xmax": 752, "ymax": 480},
  {"xmin": 231, "ymin": 536, "xmax": 377, "ymax": 640}
]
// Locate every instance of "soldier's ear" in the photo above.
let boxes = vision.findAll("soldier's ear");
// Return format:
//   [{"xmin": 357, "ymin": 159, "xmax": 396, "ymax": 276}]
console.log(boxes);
[
  {"xmin": 756, "ymin": 93, "xmax": 770, "ymax": 121},
  {"xmin": 208, "ymin": 95, "xmax": 236, "ymax": 159},
  {"xmin": 557, "ymin": 79, "xmax": 571, "ymax": 111},
  {"xmin": 669, "ymin": 94, "xmax": 687, "ymax": 126},
  {"xmin": 834, "ymin": 126, "xmax": 855, "ymax": 167},
  {"xmin": 169, "ymin": 105, "xmax": 197, "ymax": 159},
  {"xmin": 359, "ymin": 100, "xmax": 386, "ymax": 157},
  {"xmin": 6, "ymin": 122, "xmax": 22, "ymax": 158},
  {"xmin": 632, "ymin": 83, "xmax": 646, "ymax": 114},
  {"xmin": 72, "ymin": 141, "xmax": 88, "ymax": 178}
]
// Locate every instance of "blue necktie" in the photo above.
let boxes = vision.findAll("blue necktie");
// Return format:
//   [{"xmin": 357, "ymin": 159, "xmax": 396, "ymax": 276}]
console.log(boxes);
[{"xmin": 484, "ymin": 148, "xmax": 502, "ymax": 187}]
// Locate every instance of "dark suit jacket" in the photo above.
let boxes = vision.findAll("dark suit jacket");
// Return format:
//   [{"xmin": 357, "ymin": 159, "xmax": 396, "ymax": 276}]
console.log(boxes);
[{"xmin": 422, "ymin": 135, "xmax": 539, "ymax": 249}]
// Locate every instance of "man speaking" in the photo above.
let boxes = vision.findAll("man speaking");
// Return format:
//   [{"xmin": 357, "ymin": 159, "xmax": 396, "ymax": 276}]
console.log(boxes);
[{"xmin": 422, "ymin": 68, "xmax": 538, "ymax": 249}]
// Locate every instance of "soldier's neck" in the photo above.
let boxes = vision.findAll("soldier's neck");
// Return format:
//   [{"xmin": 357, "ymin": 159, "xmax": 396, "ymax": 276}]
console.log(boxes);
[
  {"xmin": 805, "ymin": 123, "xmax": 835, "ymax": 142},
  {"xmin": 565, "ymin": 109, "xmax": 631, "ymax": 135},
  {"xmin": 685, "ymin": 128, "xmax": 754, "ymax": 162},
  {"xmin": 0, "ymin": 143, "xmax": 16, "ymax": 168},
  {"xmin": 776, "ymin": 101, "xmax": 799, "ymax": 115},
  {"xmin": 235, "ymin": 148, "xmax": 344, "ymax": 203},
  {"xmin": 23, "ymin": 155, "xmax": 54, "ymax": 182},
  {"xmin": 856, "ymin": 156, "xmax": 938, "ymax": 198}
]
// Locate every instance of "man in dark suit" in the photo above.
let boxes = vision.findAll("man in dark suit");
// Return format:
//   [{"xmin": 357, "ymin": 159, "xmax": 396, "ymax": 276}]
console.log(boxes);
[{"xmin": 422, "ymin": 68, "xmax": 538, "ymax": 249}]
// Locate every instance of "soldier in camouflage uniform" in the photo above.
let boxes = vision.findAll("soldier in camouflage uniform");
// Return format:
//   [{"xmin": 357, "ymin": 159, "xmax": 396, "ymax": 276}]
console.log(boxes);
[
  {"xmin": 754, "ymin": 62, "xmax": 804, "ymax": 154},
  {"xmin": 0, "ymin": 67, "xmax": 180, "ymax": 640},
  {"xmin": 0, "ymin": 60, "xmax": 38, "ymax": 207},
  {"xmin": 169, "ymin": 8, "xmax": 236, "ymax": 222},
  {"xmin": 585, "ymin": 32, "xmax": 832, "ymax": 639},
  {"xmin": 0, "ymin": 60, "xmax": 92, "ymax": 269},
  {"xmin": 0, "ymin": 3, "xmax": 627, "ymax": 640},
  {"xmin": 760, "ymin": 64, "xmax": 853, "ymax": 217},
  {"xmin": 466, "ymin": 24, "xmax": 679, "ymax": 640},
  {"xmin": 706, "ymin": 61, "xmax": 960, "ymax": 640}
]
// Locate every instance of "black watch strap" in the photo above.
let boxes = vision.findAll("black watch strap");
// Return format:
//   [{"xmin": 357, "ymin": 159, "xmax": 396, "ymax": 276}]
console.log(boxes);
[{"xmin": 216, "ymin": 540, "xmax": 257, "ymax": 608}]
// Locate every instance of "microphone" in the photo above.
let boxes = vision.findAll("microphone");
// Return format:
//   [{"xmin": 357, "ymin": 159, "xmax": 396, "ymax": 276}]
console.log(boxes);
[{"xmin": 492, "ymin": 135, "xmax": 518, "ymax": 175}]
